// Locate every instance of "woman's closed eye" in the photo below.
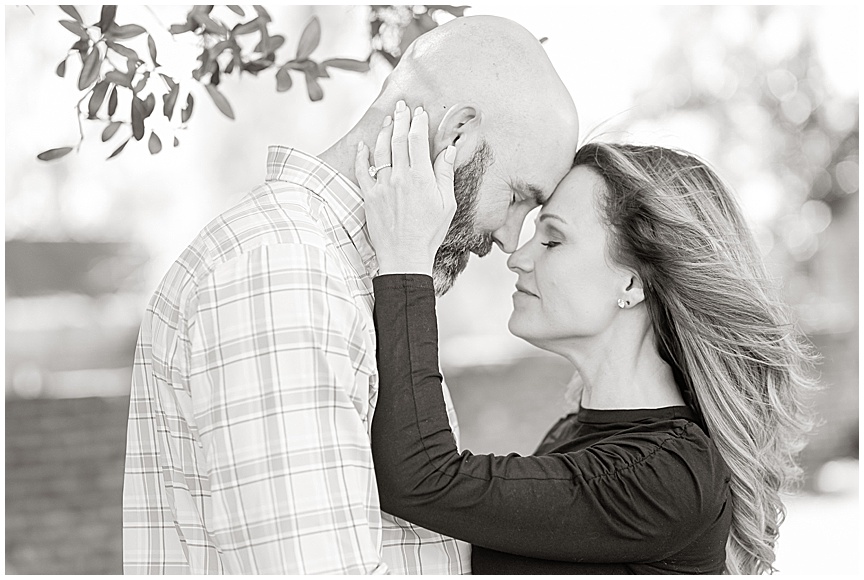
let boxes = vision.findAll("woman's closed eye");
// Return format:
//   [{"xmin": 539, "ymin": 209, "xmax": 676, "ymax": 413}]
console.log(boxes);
[{"xmin": 541, "ymin": 241, "xmax": 561, "ymax": 248}]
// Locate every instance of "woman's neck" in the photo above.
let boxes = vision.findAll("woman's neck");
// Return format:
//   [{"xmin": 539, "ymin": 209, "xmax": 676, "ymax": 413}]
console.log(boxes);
[{"xmin": 555, "ymin": 321, "xmax": 685, "ymax": 411}]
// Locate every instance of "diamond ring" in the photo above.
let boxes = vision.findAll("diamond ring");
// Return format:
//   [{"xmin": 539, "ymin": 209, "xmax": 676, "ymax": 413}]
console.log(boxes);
[{"xmin": 369, "ymin": 163, "xmax": 392, "ymax": 179}]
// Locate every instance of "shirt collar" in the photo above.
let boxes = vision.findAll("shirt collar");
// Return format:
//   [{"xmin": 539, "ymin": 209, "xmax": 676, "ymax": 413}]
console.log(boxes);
[{"xmin": 265, "ymin": 145, "xmax": 378, "ymax": 277}]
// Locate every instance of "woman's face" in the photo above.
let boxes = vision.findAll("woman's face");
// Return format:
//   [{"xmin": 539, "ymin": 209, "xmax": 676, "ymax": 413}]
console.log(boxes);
[{"xmin": 507, "ymin": 166, "xmax": 632, "ymax": 349}]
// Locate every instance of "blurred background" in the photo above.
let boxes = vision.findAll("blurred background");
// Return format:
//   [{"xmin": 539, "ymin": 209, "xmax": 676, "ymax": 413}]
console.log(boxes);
[{"xmin": 4, "ymin": 4, "xmax": 858, "ymax": 575}]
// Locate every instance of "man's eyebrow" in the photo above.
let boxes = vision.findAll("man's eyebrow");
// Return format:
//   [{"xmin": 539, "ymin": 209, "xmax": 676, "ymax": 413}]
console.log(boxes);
[{"xmin": 512, "ymin": 179, "xmax": 547, "ymax": 205}]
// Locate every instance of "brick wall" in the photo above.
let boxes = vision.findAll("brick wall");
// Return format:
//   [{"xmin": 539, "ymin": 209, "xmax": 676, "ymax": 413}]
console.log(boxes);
[{"xmin": 5, "ymin": 397, "xmax": 129, "ymax": 575}]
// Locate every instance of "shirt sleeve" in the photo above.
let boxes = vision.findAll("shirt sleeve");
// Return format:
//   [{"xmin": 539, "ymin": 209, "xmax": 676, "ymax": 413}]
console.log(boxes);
[
  {"xmin": 370, "ymin": 274, "xmax": 726, "ymax": 564},
  {"xmin": 187, "ymin": 243, "xmax": 386, "ymax": 574}
]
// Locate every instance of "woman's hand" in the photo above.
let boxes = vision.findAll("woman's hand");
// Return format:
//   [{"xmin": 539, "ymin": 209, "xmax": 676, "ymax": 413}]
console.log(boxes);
[{"xmin": 355, "ymin": 100, "xmax": 457, "ymax": 276}]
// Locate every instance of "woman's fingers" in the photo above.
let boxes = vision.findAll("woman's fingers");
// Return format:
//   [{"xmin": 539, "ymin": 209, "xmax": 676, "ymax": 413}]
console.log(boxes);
[
  {"xmin": 354, "ymin": 141, "xmax": 375, "ymax": 192},
  {"xmin": 373, "ymin": 115, "xmax": 394, "ymax": 181},
  {"xmin": 408, "ymin": 106, "xmax": 430, "ymax": 169},
  {"xmin": 434, "ymin": 145, "xmax": 458, "ymax": 214},
  {"xmin": 391, "ymin": 100, "xmax": 410, "ymax": 171}
]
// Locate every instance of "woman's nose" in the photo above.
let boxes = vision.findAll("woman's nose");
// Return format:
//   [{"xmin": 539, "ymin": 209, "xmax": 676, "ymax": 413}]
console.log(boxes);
[{"xmin": 507, "ymin": 241, "xmax": 533, "ymax": 273}]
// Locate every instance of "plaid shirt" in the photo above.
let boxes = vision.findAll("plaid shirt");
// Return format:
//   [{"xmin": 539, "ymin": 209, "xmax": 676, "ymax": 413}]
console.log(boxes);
[{"xmin": 122, "ymin": 146, "xmax": 470, "ymax": 574}]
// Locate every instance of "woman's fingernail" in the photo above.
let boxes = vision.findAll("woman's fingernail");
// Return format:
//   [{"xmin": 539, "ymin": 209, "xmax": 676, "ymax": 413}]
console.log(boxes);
[
  {"xmin": 357, "ymin": 141, "xmax": 364, "ymax": 152},
  {"xmin": 414, "ymin": 106, "xmax": 424, "ymax": 117},
  {"xmin": 382, "ymin": 115, "xmax": 392, "ymax": 127},
  {"xmin": 445, "ymin": 145, "xmax": 456, "ymax": 162},
  {"xmin": 396, "ymin": 100, "xmax": 406, "ymax": 113}
]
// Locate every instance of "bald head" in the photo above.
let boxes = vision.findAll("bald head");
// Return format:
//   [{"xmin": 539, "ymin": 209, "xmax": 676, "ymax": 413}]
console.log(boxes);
[{"xmin": 390, "ymin": 15, "xmax": 576, "ymax": 134}]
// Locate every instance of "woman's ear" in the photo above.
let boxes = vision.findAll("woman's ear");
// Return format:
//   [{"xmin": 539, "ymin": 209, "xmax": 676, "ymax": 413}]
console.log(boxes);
[
  {"xmin": 622, "ymin": 274, "xmax": 646, "ymax": 308},
  {"xmin": 433, "ymin": 103, "xmax": 482, "ymax": 159}
]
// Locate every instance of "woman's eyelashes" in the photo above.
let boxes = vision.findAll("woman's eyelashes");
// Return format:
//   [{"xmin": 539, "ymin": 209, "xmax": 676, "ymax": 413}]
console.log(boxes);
[{"xmin": 541, "ymin": 240, "xmax": 561, "ymax": 248}]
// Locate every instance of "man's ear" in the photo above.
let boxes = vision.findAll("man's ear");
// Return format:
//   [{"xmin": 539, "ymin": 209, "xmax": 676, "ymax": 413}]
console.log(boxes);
[{"xmin": 433, "ymin": 103, "xmax": 482, "ymax": 160}]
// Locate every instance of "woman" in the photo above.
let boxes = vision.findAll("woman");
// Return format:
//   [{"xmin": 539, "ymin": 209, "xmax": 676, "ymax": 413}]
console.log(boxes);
[{"xmin": 355, "ymin": 105, "xmax": 814, "ymax": 574}]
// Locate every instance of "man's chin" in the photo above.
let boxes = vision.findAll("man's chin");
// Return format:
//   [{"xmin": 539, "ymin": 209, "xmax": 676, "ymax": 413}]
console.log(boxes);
[
  {"xmin": 431, "ymin": 238, "xmax": 493, "ymax": 296},
  {"xmin": 431, "ymin": 248, "xmax": 470, "ymax": 296}
]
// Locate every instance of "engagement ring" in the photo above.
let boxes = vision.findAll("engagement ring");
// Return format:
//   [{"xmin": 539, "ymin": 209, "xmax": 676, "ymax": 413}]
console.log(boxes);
[{"xmin": 369, "ymin": 164, "xmax": 391, "ymax": 179}]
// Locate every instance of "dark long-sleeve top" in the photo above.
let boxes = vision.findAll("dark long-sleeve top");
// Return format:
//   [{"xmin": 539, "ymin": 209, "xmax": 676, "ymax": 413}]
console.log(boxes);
[{"xmin": 370, "ymin": 274, "xmax": 733, "ymax": 575}]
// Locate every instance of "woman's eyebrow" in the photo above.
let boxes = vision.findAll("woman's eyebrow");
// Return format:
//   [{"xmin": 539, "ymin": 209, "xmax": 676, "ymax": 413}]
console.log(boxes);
[{"xmin": 538, "ymin": 213, "xmax": 567, "ymax": 225}]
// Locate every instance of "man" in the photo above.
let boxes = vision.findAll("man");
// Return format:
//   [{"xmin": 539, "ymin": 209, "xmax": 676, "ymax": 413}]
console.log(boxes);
[{"xmin": 122, "ymin": 14, "xmax": 578, "ymax": 574}]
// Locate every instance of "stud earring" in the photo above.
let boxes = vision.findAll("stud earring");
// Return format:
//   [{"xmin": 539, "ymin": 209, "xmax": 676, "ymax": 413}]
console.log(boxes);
[{"xmin": 617, "ymin": 298, "xmax": 627, "ymax": 309}]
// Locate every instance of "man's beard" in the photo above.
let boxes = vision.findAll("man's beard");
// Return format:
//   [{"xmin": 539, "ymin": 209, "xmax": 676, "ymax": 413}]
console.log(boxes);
[{"xmin": 431, "ymin": 141, "xmax": 494, "ymax": 296}]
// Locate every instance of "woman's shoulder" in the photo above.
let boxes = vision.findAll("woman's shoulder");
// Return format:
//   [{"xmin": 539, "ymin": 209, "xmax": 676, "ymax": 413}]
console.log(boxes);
[{"xmin": 574, "ymin": 411, "xmax": 731, "ymax": 494}]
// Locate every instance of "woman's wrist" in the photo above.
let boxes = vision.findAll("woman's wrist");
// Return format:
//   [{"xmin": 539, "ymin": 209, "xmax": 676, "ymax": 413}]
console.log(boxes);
[{"xmin": 376, "ymin": 258, "xmax": 434, "ymax": 277}]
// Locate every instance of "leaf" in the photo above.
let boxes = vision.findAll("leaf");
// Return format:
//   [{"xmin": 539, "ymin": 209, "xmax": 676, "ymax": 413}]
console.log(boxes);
[
  {"xmin": 105, "ymin": 70, "xmax": 131, "ymax": 88},
  {"xmin": 276, "ymin": 66, "xmax": 292, "ymax": 92},
  {"xmin": 173, "ymin": 136, "xmax": 179, "ymax": 147},
  {"xmin": 108, "ymin": 85, "xmax": 118, "ymax": 115},
  {"xmin": 241, "ymin": 60, "xmax": 270, "ymax": 74},
  {"xmin": 107, "ymin": 137, "xmax": 130, "ymax": 159},
  {"xmin": 205, "ymin": 84, "xmax": 234, "ymax": 119},
  {"xmin": 98, "ymin": 5, "xmax": 116, "ymax": 33},
  {"xmin": 148, "ymin": 132, "xmax": 162, "ymax": 154},
  {"xmin": 256, "ymin": 33, "xmax": 284, "ymax": 54},
  {"xmin": 131, "ymin": 96, "xmax": 145, "ymax": 140},
  {"xmin": 133, "ymin": 71, "xmax": 150, "ymax": 94},
  {"xmin": 320, "ymin": 58, "xmax": 370, "ymax": 73},
  {"xmin": 107, "ymin": 40, "xmax": 139, "ymax": 62},
  {"xmin": 268, "ymin": 34, "xmax": 285, "ymax": 53},
  {"xmin": 210, "ymin": 39, "xmax": 236, "ymax": 59},
  {"xmin": 304, "ymin": 71, "xmax": 323, "ymax": 102},
  {"xmin": 101, "ymin": 121, "xmax": 122, "ymax": 141},
  {"xmin": 191, "ymin": 12, "xmax": 228, "ymax": 35},
  {"xmin": 142, "ymin": 93, "xmax": 155, "ymax": 117},
  {"xmin": 181, "ymin": 93, "xmax": 194, "ymax": 123},
  {"xmin": 169, "ymin": 22, "xmax": 195, "ymax": 35},
  {"xmin": 108, "ymin": 23, "xmax": 147, "ymax": 40},
  {"xmin": 284, "ymin": 59, "xmax": 316, "ymax": 73},
  {"xmin": 539, "ymin": 37, "xmax": 548, "ymax": 44},
  {"xmin": 232, "ymin": 17, "xmax": 261, "ymax": 35},
  {"xmin": 227, "ymin": 5, "xmax": 244, "ymax": 16},
  {"xmin": 59, "ymin": 19, "xmax": 89, "ymax": 40},
  {"xmin": 159, "ymin": 73, "xmax": 177, "ymax": 91},
  {"xmin": 147, "ymin": 34, "xmax": 159, "ymax": 66},
  {"xmin": 60, "ymin": 5, "xmax": 83, "ymax": 23},
  {"xmin": 56, "ymin": 59, "xmax": 67, "ymax": 77},
  {"xmin": 72, "ymin": 39, "xmax": 89, "ymax": 53},
  {"xmin": 37, "ymin": 147, "xmax": 74, "ymax": 161},
  {"xmin": 253, "ymin": 5, "xmax": 271, "ymax": 22},
  {"xmin": 296, "ymin": 17, "xmax": 320, "ymax": 61},
  {"xmin": 163, "ymin": 85, "xmax": 179, "ymax": 120},
  {"xmin": 88, "ymin": 80, "xmax": 110, "ymax": 117},
  {"xmin": 78, "ymin": 48, "xmax": 101, "ymax": 91}
]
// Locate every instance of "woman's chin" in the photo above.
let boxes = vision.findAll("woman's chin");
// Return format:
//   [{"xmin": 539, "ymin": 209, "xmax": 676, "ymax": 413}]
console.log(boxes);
[{"xmin": 508, "ymin": 316, "xmax": 537, "ymax": 346}]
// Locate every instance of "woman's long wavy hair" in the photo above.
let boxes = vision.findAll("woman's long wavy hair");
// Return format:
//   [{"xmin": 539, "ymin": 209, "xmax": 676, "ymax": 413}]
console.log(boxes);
[{"xmin": 572, "ymin": 142, "xmax": 816, "ymax": 574}]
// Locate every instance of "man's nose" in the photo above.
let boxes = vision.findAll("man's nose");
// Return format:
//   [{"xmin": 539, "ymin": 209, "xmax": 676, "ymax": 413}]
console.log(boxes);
[{"xmin": 491, "ymin": 221, "xmax": 522, "ymax": 254}]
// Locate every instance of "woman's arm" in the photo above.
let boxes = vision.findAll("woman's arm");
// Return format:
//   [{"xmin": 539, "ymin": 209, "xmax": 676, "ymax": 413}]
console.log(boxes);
[
  {"xmin": 358, "ymin": 102, "xmax": 723, "ymax": 563},
  {"xmin": 370, "ymin": 274, "xmax": 720, "ymax": 563}
]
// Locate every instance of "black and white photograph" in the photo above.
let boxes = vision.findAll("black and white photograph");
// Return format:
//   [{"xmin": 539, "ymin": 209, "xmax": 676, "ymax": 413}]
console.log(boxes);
[{"xmin": 4, "ymin": 3, "xmax": 858, "ymax": 575}]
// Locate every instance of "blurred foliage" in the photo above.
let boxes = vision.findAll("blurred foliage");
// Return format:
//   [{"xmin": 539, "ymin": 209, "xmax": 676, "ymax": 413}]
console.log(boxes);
[
  {"xmin": 625, "ymin": 6, "xmax": 858, "ymax": 330},
  {"xmin": 39, "ymin": 4, "xmax": 467, "ymax": 161}
]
